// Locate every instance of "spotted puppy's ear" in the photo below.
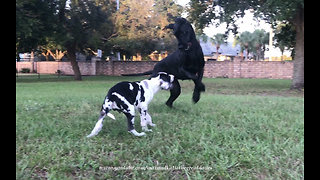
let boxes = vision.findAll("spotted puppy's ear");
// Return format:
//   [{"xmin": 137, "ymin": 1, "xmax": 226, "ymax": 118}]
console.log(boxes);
[
  {"xmin": 157, "ymin": 72, "xmax": 165, "ymax": 81},
  {"xmin": 158, "ymin": 72, "xmax": 168, "ymax": 75},
  {"xmin": 169, "ymin": 74, "xmax": 174, "ymax": 83}
]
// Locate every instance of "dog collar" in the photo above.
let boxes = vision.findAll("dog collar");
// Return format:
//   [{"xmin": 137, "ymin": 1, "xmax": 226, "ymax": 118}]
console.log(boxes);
[{"xmin": 185, "ymin": 42, "xmax": 192, "ymax": 51}]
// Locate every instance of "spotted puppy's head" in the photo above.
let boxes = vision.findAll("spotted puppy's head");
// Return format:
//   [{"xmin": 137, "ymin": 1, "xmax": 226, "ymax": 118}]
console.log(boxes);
[{"xmin": 157, "ymin": 72, "xmax": 174, "ymax": 90}]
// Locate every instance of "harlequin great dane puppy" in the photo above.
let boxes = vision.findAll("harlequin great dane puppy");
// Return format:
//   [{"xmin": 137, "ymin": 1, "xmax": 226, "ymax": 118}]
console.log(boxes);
[{"xmin": 87, "ymin": 72, "xmax": 174, "ymax": 137}]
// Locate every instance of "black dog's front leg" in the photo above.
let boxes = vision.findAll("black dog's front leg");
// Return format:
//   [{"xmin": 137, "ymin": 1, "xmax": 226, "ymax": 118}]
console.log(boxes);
[
  {"xmin": 179, "ymin": 67, "xmax": 205, "ymax": 103},
  {"xmin": 194, "ymin": 68, "xmax": 205, "ymax": 92},
  {"xmin": 192, "ymin": 68, "xmax": 206, "ymax": 103}
]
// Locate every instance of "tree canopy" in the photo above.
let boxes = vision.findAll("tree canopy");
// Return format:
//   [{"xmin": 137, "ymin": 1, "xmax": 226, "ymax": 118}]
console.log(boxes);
[
  {"xmin": 108, "ymin": 0, "xmax": 182, "ymax": 58},
  {"xmin": 210, "ymin": 33, "xmax": 226, "ymax": 59},
  {"xmin": 16, "ymin": 0, "xmax": 57, "ymax": 56},
  {"xmin": 188, "ymin": 0, "xmax": 303, "ymax": 34},
  {"xmin": 187, "ymin": 0, "xmax": 304, "ymax": 89},
  {"xmin": 16, "ymin": 0, "xmax": 183, "ymax": 79},
  {"xmin": 274, "ymin": 23, "xmax": 296, "ymax": 58}
]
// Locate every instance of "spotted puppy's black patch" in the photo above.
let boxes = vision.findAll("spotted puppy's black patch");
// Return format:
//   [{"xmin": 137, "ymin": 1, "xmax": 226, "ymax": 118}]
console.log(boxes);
[{"xmin": 106, "ymin": 82, "xmax": 140, "ymax": 111}]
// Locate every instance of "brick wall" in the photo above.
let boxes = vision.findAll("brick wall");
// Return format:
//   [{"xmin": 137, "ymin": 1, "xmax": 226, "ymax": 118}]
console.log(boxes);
[
  {"xmin": 239, "ymin": 61, "xmax": 293, "ymax": 79},
  {"xmin": 16, "ymin": 58, "xmax": 293, "ymax": 79},
  {"xmin": 204, "ymin": 61, "xmax": 233, "ymax": 78},
  {"xmin": 16, "ymin": 62, "xmax": 36, "ymax": 72},
  {"xmin": 204, "ymin": 58, "xmax": 293, "ymax": 79},
  {"xmin": 16, "ymin": 61, "xmax": 96, "ymax": 75},
  {"xmin": 108, "ymin": 61, "xmax": 157, "ymax": 76}
]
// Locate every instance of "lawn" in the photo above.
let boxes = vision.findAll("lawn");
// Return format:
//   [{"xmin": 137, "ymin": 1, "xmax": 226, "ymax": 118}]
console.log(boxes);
[{"xmin": 16, "ymin": 76, "xmax": 304, "ymax": 179}]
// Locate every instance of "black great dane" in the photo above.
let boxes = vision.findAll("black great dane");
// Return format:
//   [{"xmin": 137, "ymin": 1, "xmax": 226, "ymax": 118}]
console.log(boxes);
[{"xmin": 123, "ymin": 17, "xmax": 205, "ymax": 108}]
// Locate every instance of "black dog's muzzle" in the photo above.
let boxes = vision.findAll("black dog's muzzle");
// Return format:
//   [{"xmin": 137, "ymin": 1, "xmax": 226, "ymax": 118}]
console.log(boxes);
[{"xmin": 163, "ymin": 22, "xmax": 192, "ymax": 51}]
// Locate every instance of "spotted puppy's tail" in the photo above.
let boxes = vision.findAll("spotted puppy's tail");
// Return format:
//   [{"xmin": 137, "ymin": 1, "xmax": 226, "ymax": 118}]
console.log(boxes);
[
  {"xmin": 106, "ymin": 112, "xmax": 115, "ymax": 120},
  {"xmin": 86, "ymin": 101, "xmax": 115, "ymax": 138},
  {"xmin": 99, "ymin": 108, "xmax": 116, "ymax": 120},
  {"xmin": 101, "ymin": 100, "xmax": 116, "ymax": 120}
]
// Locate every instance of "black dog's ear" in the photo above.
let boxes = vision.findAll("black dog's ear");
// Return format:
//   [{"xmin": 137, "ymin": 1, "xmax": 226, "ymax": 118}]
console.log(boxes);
[
  {"xmin": 163, "ymin": 24, "xmax": 174, "ymax": 30},
  {"xmin": 175, "ymin": 17, "xmax": 187, "ymax": 24}
]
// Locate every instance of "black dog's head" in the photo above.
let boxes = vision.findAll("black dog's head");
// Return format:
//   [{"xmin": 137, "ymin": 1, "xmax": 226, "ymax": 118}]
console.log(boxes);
[{"xmin": 164, "ymin": 17, "xmax": 196, "ymax": 51}]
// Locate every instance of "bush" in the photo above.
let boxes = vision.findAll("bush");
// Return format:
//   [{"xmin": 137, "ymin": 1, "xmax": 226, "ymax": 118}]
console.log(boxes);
[
  {"xmin": 55, "ymin": 70, "xmax": 62, "ymax": 74},
  {"xmin": 20, "ymin": 68, "xmax": 30, "ymax": 73}
]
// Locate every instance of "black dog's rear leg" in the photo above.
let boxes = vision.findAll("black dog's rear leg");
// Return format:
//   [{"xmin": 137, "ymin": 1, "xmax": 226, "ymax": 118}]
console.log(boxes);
[{"xmin": 166, "ymin": 79, "xmax": 181, "ymax": 108}]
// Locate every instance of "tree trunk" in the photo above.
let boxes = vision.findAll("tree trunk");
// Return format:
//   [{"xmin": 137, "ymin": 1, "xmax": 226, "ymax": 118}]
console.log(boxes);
[
  {"xmin": 216, "ymin": 47, "xmax": 220, "ymax": 60},
  {"xmin": 239, "ymin": 52, "xmax": 243, "ymax": 60},
  {"xmin": 256, "ymin": 46, "xmax": 260, "ymax": 60},
  {"xmin": 261, "ymin": 45, "xmax": 266, "ymax": 60},
  {"xmin": 291, "ymin": 7, "xmax": 304, "ymax": 89},
  {"xmin": 245, "ymin": 48, "xmax": 249, "ymax": 60},
  {"xmin": 66, "ymin": 46, "xmax": 82, "ymax": 81}
]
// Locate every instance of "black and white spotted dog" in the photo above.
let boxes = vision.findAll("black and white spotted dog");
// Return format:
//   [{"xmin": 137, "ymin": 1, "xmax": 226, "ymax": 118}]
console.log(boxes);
[{"xmin": 87, "ymin": 72, "xmax": 174, "ymax": 137}]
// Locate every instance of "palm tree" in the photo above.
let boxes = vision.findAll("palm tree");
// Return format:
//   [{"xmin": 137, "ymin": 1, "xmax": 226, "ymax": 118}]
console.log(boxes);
[
  {"xmin": 196, "ymin": 31, "xmax": 209, "ymax": 43},
  {"xmin": 252, "ymin": 29, "xmax": 269, "ymax": 60},
  {"xmin": 234, "ymin": 31, "xmax": 253, "ymax": 60},
  {"xmin": 210, "ymin": 33, "xmax": 226, "ymax": 60}
]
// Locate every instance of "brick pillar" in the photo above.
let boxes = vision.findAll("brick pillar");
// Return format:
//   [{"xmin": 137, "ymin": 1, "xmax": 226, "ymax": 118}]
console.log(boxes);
[
  {"xmin": 30, "ymin": 51, "xmax": 34, "ymax": 73},
  {"xmin": 109, "ymin": 60, "xmax": 115, "ymax": 76},
  {"xmin": 91, "ymin": 57, "xmax": 100, "ymax": 75},
  {"xmin": 233, "ymin": 56, "xmax": 241, "ymax": 78}
]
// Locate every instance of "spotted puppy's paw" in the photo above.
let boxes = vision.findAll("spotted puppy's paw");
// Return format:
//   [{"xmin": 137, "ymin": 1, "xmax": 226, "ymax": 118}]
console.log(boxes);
[
  {"xmin": 129, "ymin": 129, "xmax": 146, "ymax": 137},
  {"xmin": 142, "ymin": 126, "xmax": 153, "ymax": 132}
]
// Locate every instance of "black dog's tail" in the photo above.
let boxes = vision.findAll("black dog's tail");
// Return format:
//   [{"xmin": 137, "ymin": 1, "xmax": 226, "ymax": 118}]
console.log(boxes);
[{"xmin": 121, "ymin": 70, "xmax": 153, "ymax": 76}]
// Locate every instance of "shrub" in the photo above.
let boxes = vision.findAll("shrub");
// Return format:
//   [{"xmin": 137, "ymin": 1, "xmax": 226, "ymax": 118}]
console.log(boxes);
[{"xmin": 20, "ymin": 68, "xmax": 31, "ymax": 73}]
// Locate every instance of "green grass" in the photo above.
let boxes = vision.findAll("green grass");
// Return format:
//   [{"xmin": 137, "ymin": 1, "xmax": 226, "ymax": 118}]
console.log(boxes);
[{"xmin": 16, "ymin": 76, "xmax": 304, "ymax": 179}]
